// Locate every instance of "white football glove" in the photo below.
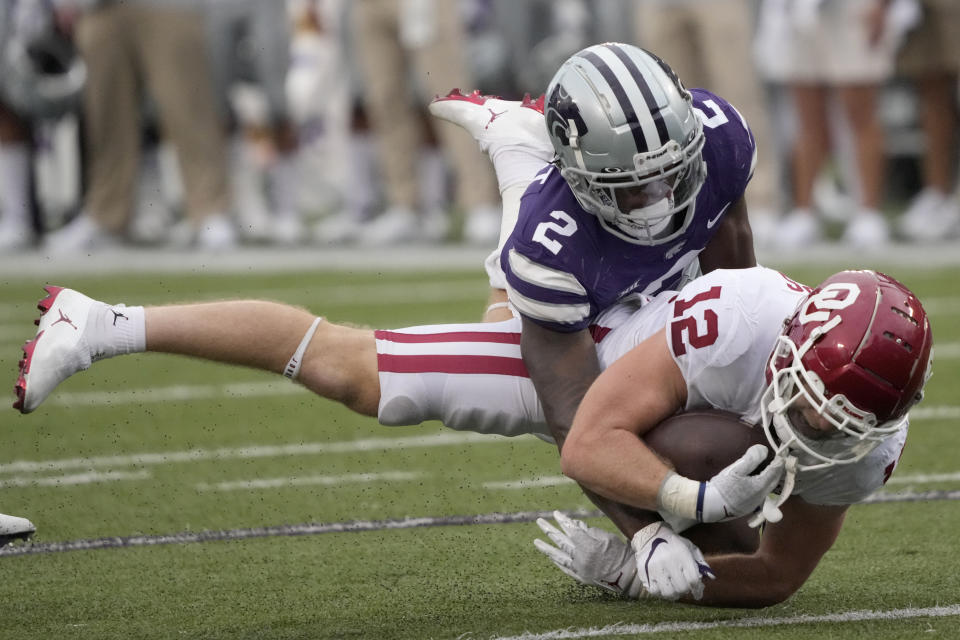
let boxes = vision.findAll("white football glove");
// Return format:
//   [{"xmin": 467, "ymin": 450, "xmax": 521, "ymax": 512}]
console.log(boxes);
[
  {"xmin": 534, "ymin": 511, "xmax": 646, "ymax": 599},
  {"xmin": 658, "ymin": 444, "xmax": 785, "ymax": 523},
  {"xmin": 631, "ymin": 521, "xmax": 715, "ymax": 601}
]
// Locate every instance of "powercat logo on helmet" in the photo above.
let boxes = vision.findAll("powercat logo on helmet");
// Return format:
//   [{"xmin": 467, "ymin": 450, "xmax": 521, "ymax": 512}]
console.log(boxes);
[{"xmin": 546, "ymin": 83, "xmax": 588, "ymax": 149}]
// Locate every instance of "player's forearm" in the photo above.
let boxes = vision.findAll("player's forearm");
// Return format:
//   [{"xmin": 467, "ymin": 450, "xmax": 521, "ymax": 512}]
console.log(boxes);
[
  {"xmin": 684, "ymin": 552, "xmax": 799, "ymax": 608},
  {"xmin": 561, "ymin": 427, "xmax": 669, "ymax": 510},
  {"xmin": 520, "ymin": 325, "xmax": 601, "ymax": 448},
  {"xmin": 580, "ymin": 488, "xmax": 661, "ymax": 538}
]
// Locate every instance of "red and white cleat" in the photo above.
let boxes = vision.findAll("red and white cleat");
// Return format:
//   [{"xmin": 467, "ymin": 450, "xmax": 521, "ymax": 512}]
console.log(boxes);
[
  {"xmin": 13, "ymin": 286, "xmax": 101, "ymax": 414},
  {"xmin": 429, "ymin": 89, "xmax": 552, "ymax": 158}
]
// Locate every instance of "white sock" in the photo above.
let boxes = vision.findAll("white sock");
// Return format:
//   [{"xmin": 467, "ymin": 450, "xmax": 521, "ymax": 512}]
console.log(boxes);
[
  {"xmin": 87, "ymin": 303, "xmax": 147, "ymax": 361},
  {"xmin": 490, "ymin": 146, "xmax": 552, "ymax": 193}
]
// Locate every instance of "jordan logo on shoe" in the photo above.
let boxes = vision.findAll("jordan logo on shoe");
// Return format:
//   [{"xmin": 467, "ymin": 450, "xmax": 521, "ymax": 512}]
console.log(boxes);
[
  {"xmin": 485, "ymin": 108, "xmax": 506, "ymax": 129},
  {"xmin": 51, "ymin": 309, "xmax": 78, "ymax": 331},
  {"xmin": 111, "ymin": 309, "xmax": 128, "ymax": 326}
]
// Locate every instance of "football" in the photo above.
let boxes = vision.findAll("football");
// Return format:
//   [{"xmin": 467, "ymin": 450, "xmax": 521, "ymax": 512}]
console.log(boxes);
[
  {"xmin": 644, "ymin": 410, "xmax": 770, "ymax": 554},
  {"xmin": 643, "ymin": 410, "xmax": 768, "ymax": 482}
]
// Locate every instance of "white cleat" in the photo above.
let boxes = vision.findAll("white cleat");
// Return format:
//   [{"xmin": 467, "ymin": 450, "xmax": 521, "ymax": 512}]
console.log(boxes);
[
  {"xmin": 14, "ymin": 286, "xmax": 101, "ymax": 414},
  {"xmin": 0, "ymin": 513, "xmax": 36, "ymax": 547},
  {"xmin": 429, "ymin": 89, "xmax": 553, "ymax": 159}
]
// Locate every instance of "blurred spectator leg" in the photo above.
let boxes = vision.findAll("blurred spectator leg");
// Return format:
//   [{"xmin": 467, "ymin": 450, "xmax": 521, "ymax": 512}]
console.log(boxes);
[
  {"xmin": 837, "ymin": 84, "xmax": 891, "ymax": 246},
  {"xmin": 413, "ymin": 0, "xmax": 502, "ymax": 245},
  {"xmin": 0, "ymin": 103, "xmax": 34, "ymax": 250},
  {"xmin": 775, "ymin": 84, "xmax": 830, "ymax": 249},
  {"xmin": 353, "ymin": 0, "xmax": 424, "ymax": 245},
  {"xmin": 897, "ymin": 0, "xmax": 960, "ymax": 240},
  {"xmin": 139, "ymin": 5, "xmax": 233, "ymax": 250},
  {"xmin": 46, "ymin": 4, "xmax": 133, "ymax": 252}
]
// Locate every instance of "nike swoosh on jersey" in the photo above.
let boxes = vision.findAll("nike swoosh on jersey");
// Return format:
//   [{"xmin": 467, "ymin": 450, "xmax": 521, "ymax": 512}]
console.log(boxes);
[{"xmin": 705, "ymin": 202, "xmax": 732, "ymax": 229}]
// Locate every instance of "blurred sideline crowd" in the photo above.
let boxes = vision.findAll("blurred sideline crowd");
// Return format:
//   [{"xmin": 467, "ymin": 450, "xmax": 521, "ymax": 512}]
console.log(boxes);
[{"xmin": 0, "ymin": 0, "xmax": 958, "ymax": 255}]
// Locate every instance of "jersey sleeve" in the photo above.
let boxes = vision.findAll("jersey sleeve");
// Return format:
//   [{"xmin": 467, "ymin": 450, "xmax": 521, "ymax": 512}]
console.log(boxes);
[
  {"xmin": 500, "ymin": 166, "xmax": 599, "ymax": 333},
  {"xmin": 502, "ymin": 246, "xmax": 593, "ymax": 332},
  {"xmin": 794, "ymin": 424, "xmax": 908, "ymax": 506}
]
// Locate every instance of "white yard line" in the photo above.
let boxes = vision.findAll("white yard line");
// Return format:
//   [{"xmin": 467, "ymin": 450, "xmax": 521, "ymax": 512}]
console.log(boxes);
[
  {"xmin": 0, "ymin": 469, "xmax": 149, "ymax": 488},
  {"xmin": 483, "ymin": 476, "xmax": 572, "ymax": 490},
  {"xmin": 0, "ymin": 431, "xmax": 504, "ymax": 476},
  {"xmin": 195, "ymin": 470, "xmax": 423, "ymax": 492},
  {"xmin": 485, "ymin": 604, "xmax": 960, "ymax": 640}
]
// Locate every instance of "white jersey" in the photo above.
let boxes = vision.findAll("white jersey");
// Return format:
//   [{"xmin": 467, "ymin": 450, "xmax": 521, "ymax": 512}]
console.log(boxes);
[{"xmin": 375, "ymin": 266, "xmax": 907, "ymax": 506}]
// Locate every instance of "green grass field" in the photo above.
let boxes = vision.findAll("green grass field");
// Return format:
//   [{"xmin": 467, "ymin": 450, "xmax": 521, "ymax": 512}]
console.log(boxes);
[{"xmin": 1, "ymin": 260, "xmax": 958, "ymax": 639}]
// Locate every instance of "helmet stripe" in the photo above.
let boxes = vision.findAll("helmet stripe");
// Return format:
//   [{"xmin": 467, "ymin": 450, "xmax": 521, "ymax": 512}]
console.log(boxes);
[
  {"xmin": 579, "ymin": 50, "xmax": 658, "ymax": 154},
  {"xmin": 603, "ymin": 43, "xmax": 670, "ymax": 145}
]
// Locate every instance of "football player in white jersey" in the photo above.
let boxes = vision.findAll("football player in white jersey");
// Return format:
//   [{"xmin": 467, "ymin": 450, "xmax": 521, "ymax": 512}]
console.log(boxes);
[{"xmin": 13, "ymin": 267, "xmax": 931, "ymax": 605}]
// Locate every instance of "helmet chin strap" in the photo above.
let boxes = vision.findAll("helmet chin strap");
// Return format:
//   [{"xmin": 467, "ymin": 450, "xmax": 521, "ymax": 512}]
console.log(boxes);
[{"xmin": 748, "ymin": 453, "xmax": 798, "ymax": 528}]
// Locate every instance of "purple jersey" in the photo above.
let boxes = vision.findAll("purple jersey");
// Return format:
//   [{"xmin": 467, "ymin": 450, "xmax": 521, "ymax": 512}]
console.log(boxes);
[{"xmin": 501, "ymin": 89, "xmax": 756, "ymax": 332}]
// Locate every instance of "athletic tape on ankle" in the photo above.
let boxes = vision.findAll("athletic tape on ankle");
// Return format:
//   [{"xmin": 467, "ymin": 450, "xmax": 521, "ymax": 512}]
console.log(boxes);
[
  {"xmin": 283, "ymin": 317, "xmax": 323, "ymax": 380},
  {"xmin": 485, "ymin": 302, "xmax": 511, "ymax": 313}
]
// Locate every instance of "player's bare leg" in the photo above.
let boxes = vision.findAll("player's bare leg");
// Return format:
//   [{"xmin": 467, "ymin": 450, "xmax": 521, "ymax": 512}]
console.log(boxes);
[
  {"xmin": 147, "ymin": 302, "xmax": 380, "ymax": 416},
  {"xmin": 15, "ymin": 287, "xmax": 380, "ymax": 416}
]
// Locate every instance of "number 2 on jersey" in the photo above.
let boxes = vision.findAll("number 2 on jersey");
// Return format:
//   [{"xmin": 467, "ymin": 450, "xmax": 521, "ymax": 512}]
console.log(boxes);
[
  {"xmin": 670, "ymin": 286, "xmax": 722, "ymax": 356},
  {"xmin": 532, "ymin": 211, "xmax": 578, "ymax": 255}
]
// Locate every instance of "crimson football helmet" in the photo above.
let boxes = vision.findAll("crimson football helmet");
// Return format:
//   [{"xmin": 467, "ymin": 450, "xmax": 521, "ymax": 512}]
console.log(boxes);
[{"xmin": 760, "ymin": 270, "xmax": 933, "ymax": 469}]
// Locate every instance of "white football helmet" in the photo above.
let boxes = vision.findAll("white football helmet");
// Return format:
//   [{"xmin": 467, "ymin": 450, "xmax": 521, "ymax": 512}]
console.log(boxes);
[
  {"xmin": 544, "ymin": 43, "xmax": 706, "ymax": 245},
  {"xmin": 761, "ymin": 270, "xmax": 933, "ymax": 471}
]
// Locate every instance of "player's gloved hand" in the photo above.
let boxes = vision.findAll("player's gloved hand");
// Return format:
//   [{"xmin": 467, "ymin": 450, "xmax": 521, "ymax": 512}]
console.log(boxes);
[
  {"xmin": 631, "ymin": 521, "xmax": 715, "ymax": 601},
  {"xmin": 534, "ymin": 511, "xmax": 646, "ymax": 598},
  {"xmin": 657, "ymin": 444, "xmax": 785, "ymax": 523}
]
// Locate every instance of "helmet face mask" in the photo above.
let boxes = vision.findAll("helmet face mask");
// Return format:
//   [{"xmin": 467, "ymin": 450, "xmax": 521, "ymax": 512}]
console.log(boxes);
[
  {"xmin": 545, "ymin": 43, "xmax": 707, "ymax": 246},
  {"xmin": 760, "ymin": 271, "xmax": 933, "ymax": 471}
]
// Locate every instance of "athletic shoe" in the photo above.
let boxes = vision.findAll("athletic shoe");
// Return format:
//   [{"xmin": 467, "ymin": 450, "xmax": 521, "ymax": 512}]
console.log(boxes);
[
  {"xmin": 44, "ymin": 213, "xmax": 121, "ymax": 253},
  {"xmin": 429, "ymin": 89, "xmax": 551, "ymax": 158},
  {"xmin": 196, "ymin": 213, "xmax": 238, "ymax": 251},
  {"xmin": 359, "ymin": 206, "xmax": 420, "ymax": 246},
  {"xmin": 0, "ymin": 513, "xmax": 35, "ymax": 547},
  {"xmin": 842, "ymin": 210, "xmax": 890, "ymax": 248},
  {"xmin": 314, "ymin": 211, "xmax": 363, "ymax": 245},
  {"xmin": 463, "ymin": 203, "xmax": 501, "ymax": 245},
  {"xmin": 772, "ymin": 209, "xmax": 822, "ymax": 250},
  {"xmin": 271, "ymin": 215, "xmax": 306, "ymax": 246},
  {"xmin": 0, "ymin": 220, "xmax": 33, "ymax": 252},
  {"xmin": 898, "ymin": 189, "xmax": 960, "ymax": 242},
  {"xmin": 14, "ymin": 286, "xmax": 102, "ymax": 414}
]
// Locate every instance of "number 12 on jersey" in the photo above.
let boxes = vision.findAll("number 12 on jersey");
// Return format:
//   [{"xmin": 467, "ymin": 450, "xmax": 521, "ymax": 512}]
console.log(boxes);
[{"xmin": 670, "ymin": 286, "xmax": 722, "ymax": 356}]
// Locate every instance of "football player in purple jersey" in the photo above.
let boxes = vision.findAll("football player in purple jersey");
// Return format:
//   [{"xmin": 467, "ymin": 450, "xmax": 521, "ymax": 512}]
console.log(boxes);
[{"xmin": 430, "ymin": 43, "xmax": 760, "ymax": 539}]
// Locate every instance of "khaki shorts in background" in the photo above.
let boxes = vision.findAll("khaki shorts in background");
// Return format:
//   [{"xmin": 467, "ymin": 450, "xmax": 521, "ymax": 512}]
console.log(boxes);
[
  {"xmin": 755, "ymin": 0, "xmax": 902, "ymax": 85},
  {"xmin": 896, "ymin": 0, "xmax": 960, "ymax": 77}
]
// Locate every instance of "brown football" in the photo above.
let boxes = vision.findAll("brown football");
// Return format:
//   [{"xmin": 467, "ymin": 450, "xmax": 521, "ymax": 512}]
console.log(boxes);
[
  {"xmin": 643, "ymin": 410, "xmax": 770, "ymax": 553},
  {"xmin": 643, "ymin": 410, "xmax": 768, "ymax": 482}
]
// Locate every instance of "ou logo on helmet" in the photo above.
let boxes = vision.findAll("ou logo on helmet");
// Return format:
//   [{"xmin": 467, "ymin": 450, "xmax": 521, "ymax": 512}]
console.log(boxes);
[{"xmin": 799, "ymin": 283, "xmax": 860, "ymax": 325}]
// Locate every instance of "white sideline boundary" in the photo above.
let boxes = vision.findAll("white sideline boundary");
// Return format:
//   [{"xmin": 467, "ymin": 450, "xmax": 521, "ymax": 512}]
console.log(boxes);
[{"xmin": 486, "ymin": 605, "xmax": 960, "ymax": 640}]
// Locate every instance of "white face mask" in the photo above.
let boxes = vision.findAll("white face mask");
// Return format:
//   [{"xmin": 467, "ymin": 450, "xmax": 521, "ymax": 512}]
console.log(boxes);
[{"xmin": 614, "ymin": 196, "xmax": 675, "ymax": 238}]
